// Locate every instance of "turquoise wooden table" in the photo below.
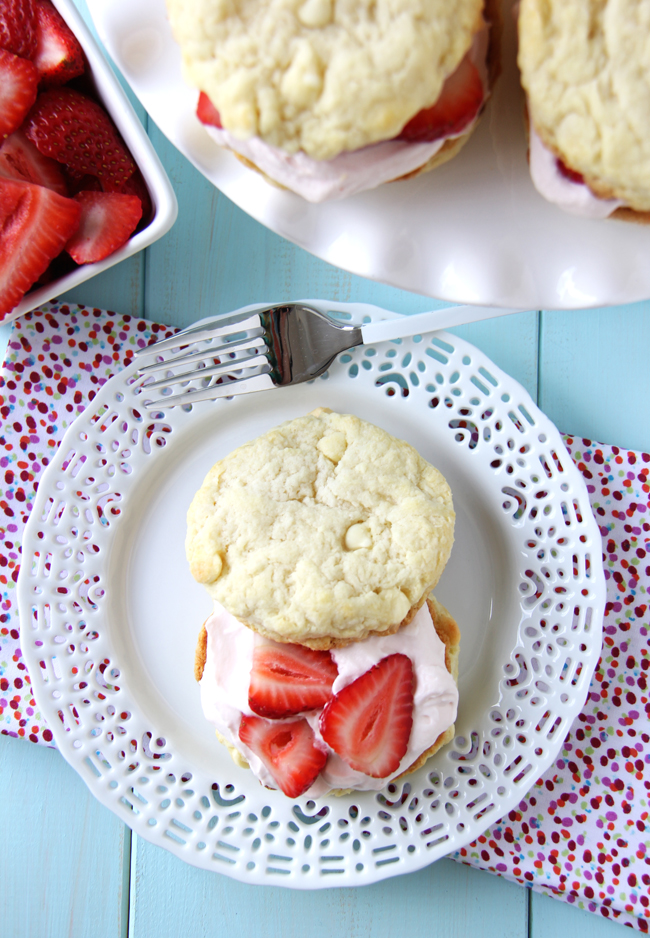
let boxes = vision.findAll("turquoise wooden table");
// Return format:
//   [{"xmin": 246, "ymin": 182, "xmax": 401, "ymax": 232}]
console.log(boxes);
[{"xmin": 1, "ymin": 5, "xmax": 649, "ymax": 935}]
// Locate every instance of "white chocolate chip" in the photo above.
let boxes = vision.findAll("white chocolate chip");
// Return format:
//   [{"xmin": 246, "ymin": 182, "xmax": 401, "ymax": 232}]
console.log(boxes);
[
  {"xmin": 190, "ymin": 551, "xmax": 223, "ymax": 584},
  {"xmin": 317, "ymin": 430, "xmax": 347, "ymax": 463},
  {"xmin": 345, "ymin": 522, "xmax": 373, "ymax": 550},
  {"xmin": 298, "ymin": 0, "xmax": 332, "ymax": 28}
]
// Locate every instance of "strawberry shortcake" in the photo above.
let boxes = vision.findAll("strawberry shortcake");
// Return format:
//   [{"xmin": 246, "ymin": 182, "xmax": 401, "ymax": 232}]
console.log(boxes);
[
  {"xmin": 187, "ymin": 410, "xmax": 460, "ymax": 798},
  {"xmin": 166, "ymin": 0, "xmax": 501, "ymax": 202}
]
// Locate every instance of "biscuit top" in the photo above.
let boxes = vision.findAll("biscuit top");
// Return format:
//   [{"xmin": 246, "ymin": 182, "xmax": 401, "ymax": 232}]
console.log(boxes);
[
  {"xmin": 186, "ymin": 411, "xmax": 455, "ymax": 647},
  {"xmin": 518, "ymin": 0, "xmax": 650, "ymax": 212},
  {"xmin": 166, "ymin": 0, "xmax": 485, "ymax": 160}
]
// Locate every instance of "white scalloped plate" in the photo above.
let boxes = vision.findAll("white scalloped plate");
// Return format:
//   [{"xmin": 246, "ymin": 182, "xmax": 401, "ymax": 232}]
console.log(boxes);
[
  {"xmin": 88, "ymin": 0, "xmax": 650, "ymax": 310},
  {"xmin": 18, "ymin": 302, "xmax": 605, "ymax": 887}
]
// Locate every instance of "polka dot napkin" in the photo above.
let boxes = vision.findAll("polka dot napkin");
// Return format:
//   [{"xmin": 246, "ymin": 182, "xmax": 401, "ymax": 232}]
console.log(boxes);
[
  {"xmin": 452, "ymin": 437, "xmax": 650, "ymax": 931},
  {"xmin": 0, "ymin": 305, "xmax": 174, "ymax": 741},
  {"xmin": 0, "ymin": 304, "xmax": 648, "ymax": 929}
]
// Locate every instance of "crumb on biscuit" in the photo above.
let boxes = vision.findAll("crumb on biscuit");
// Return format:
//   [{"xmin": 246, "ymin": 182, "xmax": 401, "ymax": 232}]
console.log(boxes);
[{"xmin": 194, "ymin": 623, "xmax": 208, "ymax": 682}]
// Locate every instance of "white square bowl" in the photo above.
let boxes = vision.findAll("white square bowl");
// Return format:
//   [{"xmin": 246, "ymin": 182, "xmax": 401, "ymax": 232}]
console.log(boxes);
[{"xmin": 5, "ymin": 0, "xmax": 178, "ymax": 323}]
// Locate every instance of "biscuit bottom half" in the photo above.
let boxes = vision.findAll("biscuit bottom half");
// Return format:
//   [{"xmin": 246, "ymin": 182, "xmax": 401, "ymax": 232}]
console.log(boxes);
[{"xmin": 195, "ymin": 596, "xmax": 460, "ymax": 796}]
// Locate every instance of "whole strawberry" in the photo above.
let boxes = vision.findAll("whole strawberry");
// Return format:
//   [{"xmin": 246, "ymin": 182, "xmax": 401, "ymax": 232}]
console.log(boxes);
[{"xmin": 24, "ymin": 86, "xmax": 136, "ymax": 190}]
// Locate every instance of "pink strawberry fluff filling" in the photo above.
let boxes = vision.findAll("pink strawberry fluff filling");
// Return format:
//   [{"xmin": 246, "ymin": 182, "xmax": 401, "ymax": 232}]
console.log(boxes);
[
  {"xmin": 528, "ymin": 126, "xmax": 624, "ymax": 219},
  {"xmin": 200, "ymin": 601, "xmax": 459, "ymax": 797}
]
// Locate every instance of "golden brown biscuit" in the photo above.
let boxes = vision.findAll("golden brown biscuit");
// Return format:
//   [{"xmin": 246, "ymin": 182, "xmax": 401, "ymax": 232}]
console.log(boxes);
[{"xmin": 187, "ymin": 411, "xmax": 455, "ymax": 648}]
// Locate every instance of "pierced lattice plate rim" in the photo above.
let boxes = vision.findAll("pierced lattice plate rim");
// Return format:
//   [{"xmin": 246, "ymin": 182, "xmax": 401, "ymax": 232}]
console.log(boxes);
[{"xmin": 18, "ymin": 301, "xmax": 605, "ymax": 888}]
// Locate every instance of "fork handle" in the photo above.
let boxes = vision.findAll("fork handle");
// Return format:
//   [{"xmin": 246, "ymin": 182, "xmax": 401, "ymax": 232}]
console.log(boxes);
[{"xmin": 359, "ymin": 305, "xmax": 530, "ymax": 344}]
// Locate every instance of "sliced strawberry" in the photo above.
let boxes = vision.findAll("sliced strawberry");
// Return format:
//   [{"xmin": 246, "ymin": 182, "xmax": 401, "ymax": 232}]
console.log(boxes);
[
  {"xmin": 24, "ymin": 87, "xmax": 136, "ymax": 190},
  {"xmin": 0, "ymin": 0, "xmax": 37, "ymax": 59},
  {"xmin": 33, "ymin": 0, "xmax": 84, "ymax": 86},
  {"xmin": 64, "ymin": 190, "xmax": 141, "ymax": 264},
  {"xmin": 239, "ymin": 715, "xmax": 327, "ymax": 798},
  {"xmin": 248, "ymin": 642, "xmax": 338, "ymax": 719},
  {"xmin": 397, "ymin": 54, "xmax": 484, "ymax": 143},
  {"xmin": 196, "ymin": 91, "xmax": 222, "ymax": 128},
  {"xmin": 0, "ymin": 176, "xmax": 80, "ymax": 316},
  {"xmin": 0, "ymin": 48, "xmax": 38, "ymax": 139},
  {"xmin": 557, "ymin": 158, "xmax": 585, "ymax": 186},
  {"xmin": 0, "ymin": 128, "xmax": 67, "ymax": 193},
  {"xmin": 319, "ymin": 653, "xmax": 414, "ymax": 778}
]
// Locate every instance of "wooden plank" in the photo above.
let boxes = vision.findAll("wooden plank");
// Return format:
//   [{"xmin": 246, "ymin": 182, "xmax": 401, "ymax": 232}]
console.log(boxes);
[
  {"xmin": 531, "ymin": 890, "xmax": 630, "ymax": 937},
  {"xmin": 130, "ymin": 842, "xmax": 527, "ymax": 938},
  {"xmin": 0, "ymin": 733, "xmax": 129, "ymax": 938},
  {"xmin": 58, "ymin": 255, "xmax": 145, "ymax": 319},
  {"xmin": 538, "ymin": 303, "xmax": 650, "ymax": 451}
]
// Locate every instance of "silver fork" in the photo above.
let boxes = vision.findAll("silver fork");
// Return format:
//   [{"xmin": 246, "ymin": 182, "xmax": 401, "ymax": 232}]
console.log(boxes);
[{"xmin": 135, "ymin": 302, "xmax": 527, "ymax": 407}]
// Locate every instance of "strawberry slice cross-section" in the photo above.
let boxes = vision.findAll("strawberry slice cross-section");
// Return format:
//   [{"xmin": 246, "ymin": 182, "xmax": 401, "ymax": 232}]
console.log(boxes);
[
  {"xmin": 397, "ymin": 53, "xmax": 484, "ymax": 144},
  {"xmin": 248, "ymin": 641, "xmax": 338, "ymax": 719},
  {"xmin": 0, "ymin": 48, "xmax": 38, "ymax": 139},
  {"xmin": 65, "ymin": 190, "xmax": 142, "ymax": 264},
  {"xmin": 239, "ymin": 715, "xmax": 327, "ymax": 798},
  {"xmin": 0, "ymin": 175, "xmax": 80, "ymax": 316},
  {"xmin": 319, "ymin": 653, "xmax": 415, "ymax": 779},
  {"xmin": 33, "ymin": 0, "xmax": 85, "ymax": 87}
]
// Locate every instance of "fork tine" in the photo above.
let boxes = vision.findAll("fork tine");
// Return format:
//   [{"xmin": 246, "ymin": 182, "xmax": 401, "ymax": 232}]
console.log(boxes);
[
  {"xmin": 135, "ymin": 311, "xmax": 263, "ymax": 356},
  {"xmin": 137, "ymin": 334, "xmax": 265, "ymax": 375},
  {"xmin": 142, "ymin": 349, "xmax": 267, "ymax": 391},
  {"xmin": 142, "ymin": 367, "xmax": 274, "ymax": 409}
]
